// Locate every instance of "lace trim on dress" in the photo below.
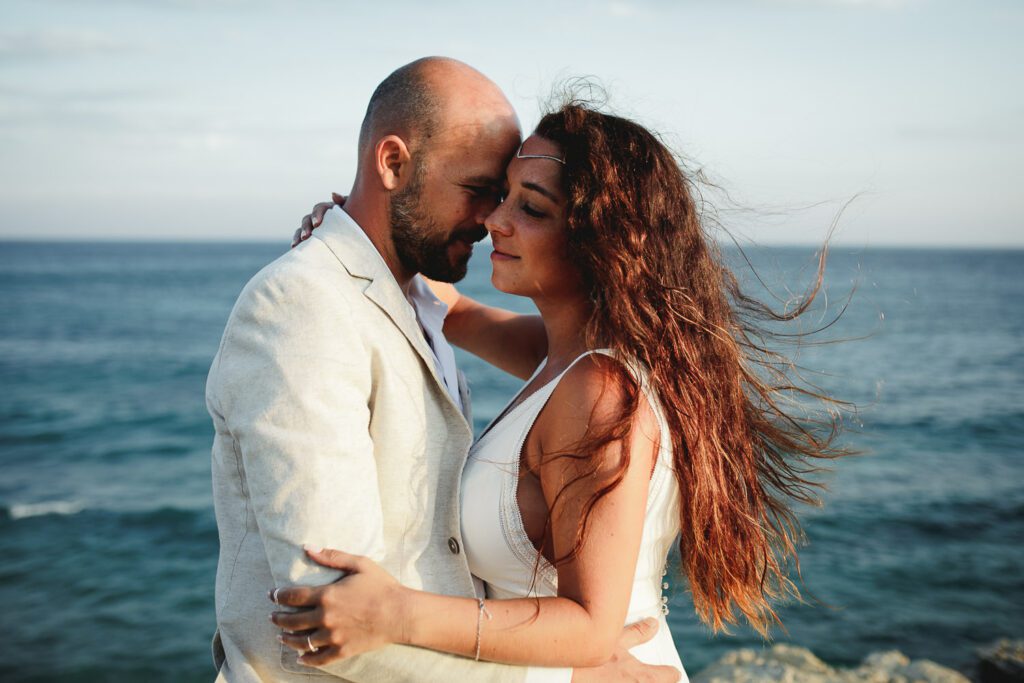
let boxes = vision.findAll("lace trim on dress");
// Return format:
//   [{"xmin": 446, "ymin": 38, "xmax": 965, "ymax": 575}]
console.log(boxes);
[
  {"xmin": 499, "ymin": 350, "xmax": 626, "ymax": 593},
  {"xmin": 499, "ymin": 371, "xmax": 563, "ymax": 594}
]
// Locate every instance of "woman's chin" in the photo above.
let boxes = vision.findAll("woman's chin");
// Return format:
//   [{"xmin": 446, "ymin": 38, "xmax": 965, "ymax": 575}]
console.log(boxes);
[{"xmin": 489, "ymin": 272, "xmax": 518, "ymax": 296}]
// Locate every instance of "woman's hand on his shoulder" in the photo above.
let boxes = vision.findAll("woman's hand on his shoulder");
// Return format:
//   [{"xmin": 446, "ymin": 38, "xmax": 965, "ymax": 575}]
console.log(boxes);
[{"xmin": 292, "ymin": 193, "xmax": 346, "ymax": 248}]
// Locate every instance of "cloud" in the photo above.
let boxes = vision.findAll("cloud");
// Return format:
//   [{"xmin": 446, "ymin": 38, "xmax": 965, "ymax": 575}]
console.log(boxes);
[
  {"xmin": 0, "ymin": 28, "xmax": 133, "ymax": 61},
  {"xmin": 0, "ymin": 84, "xmax": 165, "ymax": 135},
  {"xmin": 607, "ymin": 2, "xmax": 641, "ymax": 17},
  {"xmin": 761, "ymin": 0, "xmax": 924, "ymax": 8},
  {"xmin": 35, "ymin": 0, "xmax": 325, "ymax": 9},
  {"xmin": 0, "ymin": 84, "xmax": 153, "ymax": 103},
  {"xmin": 827, "ymin": 0, "xmax": 922, "ymax": 7},
  {"xmin": 894, "ymin": 117, "xmax": 1024, "ymax": 144}
]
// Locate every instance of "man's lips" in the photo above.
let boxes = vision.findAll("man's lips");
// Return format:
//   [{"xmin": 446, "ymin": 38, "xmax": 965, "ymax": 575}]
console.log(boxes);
[
  {"xmin": 451, "ymin": 227, "xmax": 488, "ymax": 245},
  {"xmin": 448, "ymin": 228, "xmax": 487, "ymax": 252}
]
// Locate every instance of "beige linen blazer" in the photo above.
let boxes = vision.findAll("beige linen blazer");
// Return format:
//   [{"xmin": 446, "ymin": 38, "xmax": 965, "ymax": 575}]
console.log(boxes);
[{"xmin": 206, "ymin": 208, "xmax": 528, "ymax": 682}]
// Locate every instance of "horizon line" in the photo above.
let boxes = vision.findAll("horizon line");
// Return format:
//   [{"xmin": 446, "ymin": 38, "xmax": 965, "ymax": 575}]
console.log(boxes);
[{"xmin": 1, "ymin": 237, "xmax": 1022, "ymax": 252}]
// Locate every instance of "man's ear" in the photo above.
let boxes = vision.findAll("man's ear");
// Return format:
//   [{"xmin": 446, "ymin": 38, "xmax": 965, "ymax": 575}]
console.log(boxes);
[{"xmin": 374, "ymin": 135, "xmax": 413, "ymax": 191}]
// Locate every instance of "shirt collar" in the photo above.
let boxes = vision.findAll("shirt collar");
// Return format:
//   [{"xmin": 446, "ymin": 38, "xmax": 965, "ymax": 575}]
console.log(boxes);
[{"xmin": 406, "ymin": 273, "xmax": 450, "ymax": 329}]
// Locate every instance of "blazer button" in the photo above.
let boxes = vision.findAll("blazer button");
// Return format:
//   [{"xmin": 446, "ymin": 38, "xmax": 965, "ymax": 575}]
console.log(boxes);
[{"xmin": 448, "ymin": 537, "xmax": 460, "ymax": 555}]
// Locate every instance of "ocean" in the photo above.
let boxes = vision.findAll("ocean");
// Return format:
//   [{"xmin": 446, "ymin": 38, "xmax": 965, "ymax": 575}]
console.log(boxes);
[{"xmin": 0, "ymin": 240, "xmax": 1021, "ymax": 682}]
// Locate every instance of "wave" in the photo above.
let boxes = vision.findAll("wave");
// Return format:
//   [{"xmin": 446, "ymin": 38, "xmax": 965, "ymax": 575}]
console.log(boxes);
[
  {"xmin": 0, "ymin": 501, "xmax": 212, "ymax": 526},
  {"xmin": 5, "ymin": 500, "xmax": 84, "ymax": 519},
  {"xmin": 860, "ymin": 411, "xmax": 1024, "ymax": 454}
]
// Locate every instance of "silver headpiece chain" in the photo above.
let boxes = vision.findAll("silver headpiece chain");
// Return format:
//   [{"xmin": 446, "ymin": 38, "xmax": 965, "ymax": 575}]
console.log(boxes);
[{"xmin": 516, "ymin": 141, "xmax": 565, "ymax": 165}]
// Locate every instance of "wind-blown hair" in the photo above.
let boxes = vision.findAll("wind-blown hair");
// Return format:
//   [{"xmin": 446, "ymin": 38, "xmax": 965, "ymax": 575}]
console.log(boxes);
[{"xmin": 534, "ymin": 98, "xmax": 850, "ymax": 636}]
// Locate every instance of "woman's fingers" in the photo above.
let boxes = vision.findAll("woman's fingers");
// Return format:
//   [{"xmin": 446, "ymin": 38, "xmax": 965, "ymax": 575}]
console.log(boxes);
[
  {"xmin": 304, "ymin": 545, "xmax": 364, "ymax": 572},
  {"xmin": 293, "ymin": 219, "xmax": 312, "ymax": 247},
  {"xmin": 617, "ymin": 617, "xmax": 659, "ymax": 649},
  {"xmin": 271, "ymin": 607, "xmax": 322, "ymax": 632},
  {"xmin": 298, "ymin": 643, "xmax": 345, "ymax": 666},
  {"xmin": 270, "ymin": 585, "xmax": 321, "ymax": 608},
  {"xmin": 311, "ymin": 201, "xmax": 334, "ymax": 227},
  {"xmin": 278, "ymin": 628, "xmax": 331, "ymax": 653},
  {"xmin": 279, "ymin": 628, "xmax": 348, "ymax": 666},
  {"xmin": 293, "ymin": 194, "xmax": 343, "ymax": 248}
]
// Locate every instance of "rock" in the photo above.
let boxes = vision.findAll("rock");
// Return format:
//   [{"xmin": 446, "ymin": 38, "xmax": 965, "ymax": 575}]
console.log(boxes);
[
  {"xmin": 770, "ymin": 644, "xmax": 833, "ymax": 673},
  {"xmin": 860, "ymin": 651, "xmax": 910, "ymax": 672},
  {"xmin": 976, "ymin": 639, "xmax": 1024, "ymax": 683},
  {"xmin": 904, "ymin": 659, "xmax": 972, "ymax": 683},
  {"xmin": 690, "ymin": 643, "xmax": 970, "ymax": 683}
]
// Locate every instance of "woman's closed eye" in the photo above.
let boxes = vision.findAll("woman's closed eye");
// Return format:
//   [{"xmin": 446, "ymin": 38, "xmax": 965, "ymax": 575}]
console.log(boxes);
[{"xmin": 521, "ymin": 202, "xmax": 547, "ymax": 219}]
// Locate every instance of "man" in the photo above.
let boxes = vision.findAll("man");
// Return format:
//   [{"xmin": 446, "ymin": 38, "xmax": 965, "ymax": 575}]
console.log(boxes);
[{"xmin": 206, "ymin": 57, "xmax": 676, "ymax": 682}]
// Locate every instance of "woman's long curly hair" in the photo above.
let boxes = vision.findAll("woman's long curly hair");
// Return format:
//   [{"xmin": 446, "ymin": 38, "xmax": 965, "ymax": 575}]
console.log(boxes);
[{"xmin": 534, "ymin": 98, "xmax": 851, "ymax": 636}]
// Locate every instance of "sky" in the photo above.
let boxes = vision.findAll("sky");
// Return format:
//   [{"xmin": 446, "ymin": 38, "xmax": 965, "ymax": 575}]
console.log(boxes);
[{"xmin": 0, "ymin": 0, "xmax": 1021, "ymax": 246}]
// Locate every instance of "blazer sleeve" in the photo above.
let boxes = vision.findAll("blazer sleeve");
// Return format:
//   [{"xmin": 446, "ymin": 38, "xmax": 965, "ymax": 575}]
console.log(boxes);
[
  {"xmin": 213, "ymin": 269, "xmax": 384, "ymax": 585},
  {"xmin": 211, "ymin": 267, "xmax": 565, "ymax": 682}
]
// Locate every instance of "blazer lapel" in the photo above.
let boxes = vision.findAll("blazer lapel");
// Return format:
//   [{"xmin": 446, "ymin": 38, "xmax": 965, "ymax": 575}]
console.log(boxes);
[
  {"xmin": 457, "ymin": 369, "xmax": 473, "ymax": 426},
  {"xmin": 312, "ymin": 208, "xmax": 470, "ymax": 430}
]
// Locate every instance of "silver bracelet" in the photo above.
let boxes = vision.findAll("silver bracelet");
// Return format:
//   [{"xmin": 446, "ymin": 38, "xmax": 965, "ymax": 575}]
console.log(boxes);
[{"xmin": 474, "ymin": 598, "xmax": 492, "ymax": 661}]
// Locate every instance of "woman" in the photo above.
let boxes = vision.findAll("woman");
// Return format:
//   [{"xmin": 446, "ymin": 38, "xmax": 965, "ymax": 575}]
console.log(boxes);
[{"xmin": 273, "ymin": 99, "xmax": 846, "ymax": 675}]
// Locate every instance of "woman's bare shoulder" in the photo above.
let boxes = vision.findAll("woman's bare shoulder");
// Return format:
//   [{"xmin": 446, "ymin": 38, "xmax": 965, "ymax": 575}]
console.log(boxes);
[{"xmin": 534, "ymin": 353, "xmax": 658, "ymax": 465}]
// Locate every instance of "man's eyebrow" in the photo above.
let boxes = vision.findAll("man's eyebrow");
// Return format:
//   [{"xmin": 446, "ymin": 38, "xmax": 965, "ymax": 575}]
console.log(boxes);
[
  {"xmin": 521, "ymin": 181, "xmax": 559, "ymax": 203},
  {"xmin": 462, "ymin": 175, "xmax": 504, "ymax": 189}
]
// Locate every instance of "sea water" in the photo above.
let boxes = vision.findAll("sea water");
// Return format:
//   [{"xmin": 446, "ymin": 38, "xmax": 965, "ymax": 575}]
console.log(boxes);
[{"xmin": 1, "ymin": 240, "xmax": 1021, "ymax": 681}]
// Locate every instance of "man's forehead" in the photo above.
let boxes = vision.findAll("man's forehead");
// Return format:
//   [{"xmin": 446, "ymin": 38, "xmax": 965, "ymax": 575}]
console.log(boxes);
[
  {"xmin": 430, "ymin": 120, "xmax": 520, "ymax": 177},
  {"xmin": 433, "ymin": 117, "xmax": 521, "ymax": 148}
]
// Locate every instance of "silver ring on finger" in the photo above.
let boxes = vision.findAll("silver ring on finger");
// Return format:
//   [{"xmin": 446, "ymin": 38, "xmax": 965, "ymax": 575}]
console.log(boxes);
[{"xmin": 307, "ymin": 634, "xmax": 319, "ymax": 654}]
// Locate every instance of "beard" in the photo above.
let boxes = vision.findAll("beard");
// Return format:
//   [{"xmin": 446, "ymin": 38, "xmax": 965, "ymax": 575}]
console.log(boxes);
[{"xmin": 389, "ymin": 162, "xmax": 484, "ymax": 283}]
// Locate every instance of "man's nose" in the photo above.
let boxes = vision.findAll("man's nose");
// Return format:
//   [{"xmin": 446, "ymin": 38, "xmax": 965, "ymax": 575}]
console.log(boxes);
[
  {"xmin": 483, "ymin": 201, "xmax": 511, "ymax": 236},
  {"xmin": 474, "ymin": 195, "xmax": 502, "ymax": 226}
]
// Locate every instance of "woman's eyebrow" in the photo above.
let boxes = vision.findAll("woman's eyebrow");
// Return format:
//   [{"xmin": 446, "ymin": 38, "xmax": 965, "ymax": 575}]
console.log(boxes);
[{"xmin": 521, "ymin": 181, "xmax": 559, "ymax": 203}]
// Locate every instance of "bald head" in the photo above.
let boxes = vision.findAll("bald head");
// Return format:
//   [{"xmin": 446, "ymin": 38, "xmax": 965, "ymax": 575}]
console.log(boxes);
[
  {"xmin": 357, "ymin": 57, "xmax": 517, "ymax": 161},
  {"xmin": 344, "ymin": 58, "xmax": 521, "ymax": 287}
]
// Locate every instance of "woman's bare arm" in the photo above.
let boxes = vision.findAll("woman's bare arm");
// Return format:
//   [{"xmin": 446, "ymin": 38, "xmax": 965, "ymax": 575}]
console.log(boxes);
[{"xmin": 425, "ymin": 278, "xmax": 548, "ymax": 381}]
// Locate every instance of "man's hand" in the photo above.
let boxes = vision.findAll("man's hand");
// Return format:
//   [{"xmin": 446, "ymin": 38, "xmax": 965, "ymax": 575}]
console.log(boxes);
[
  {"xmin": 571, "ymin": 618, "xmax": 681, "ymax": 682},
  {"xmin": 292, "ymin": 192, "xmax": 346, "ymax": 247}
]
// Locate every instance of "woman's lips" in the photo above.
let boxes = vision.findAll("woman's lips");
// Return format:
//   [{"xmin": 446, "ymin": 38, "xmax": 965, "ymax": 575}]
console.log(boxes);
[{"xmin": 490, "ymin": 242, "xmax": 519, "ymax": 260}]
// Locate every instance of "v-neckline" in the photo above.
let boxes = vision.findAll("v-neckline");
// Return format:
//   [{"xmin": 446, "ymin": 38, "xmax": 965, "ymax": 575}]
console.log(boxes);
[
  {"xmin": 474, "ymin": 349, "xmax": 613, "ymax": 445},
  {"xmin": 475, "ymin": 358, "xmax": 552, "ymax": 444}
]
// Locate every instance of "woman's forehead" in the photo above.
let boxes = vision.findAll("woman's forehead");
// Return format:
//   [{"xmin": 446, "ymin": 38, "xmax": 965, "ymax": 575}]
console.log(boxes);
[
  {"xmin": 507, "ymin": 135, "xmax": 565, "ymax": 195},
  {"xmin": 519, "ymin": 135, "xmax": 562, "ymax": 159}
]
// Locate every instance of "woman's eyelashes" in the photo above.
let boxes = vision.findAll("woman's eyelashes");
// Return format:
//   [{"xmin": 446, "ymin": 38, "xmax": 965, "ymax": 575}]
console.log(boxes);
[
  {"xmin": 520, "ymin": 201, "xmax": 547, "ymax": 219},
  {"xmin": 503, "ymin": 185, "xmax": 549, "ymax": 219}
]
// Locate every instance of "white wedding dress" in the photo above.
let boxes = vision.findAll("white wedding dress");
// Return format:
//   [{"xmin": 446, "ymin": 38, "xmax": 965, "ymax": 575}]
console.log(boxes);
[{"xmin": 461, "ymin": 350, "xmax": 688, "ymax": 678}]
